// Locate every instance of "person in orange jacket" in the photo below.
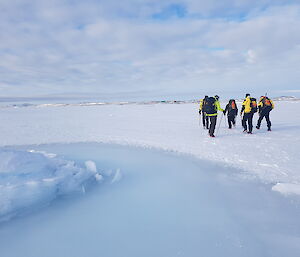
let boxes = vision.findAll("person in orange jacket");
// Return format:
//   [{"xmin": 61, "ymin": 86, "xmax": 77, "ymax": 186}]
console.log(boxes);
[
  {"xmin": 256, "ymin": 96, "xmax": 274, "ymax": 131},
  {"xmin": 223, "ymin": 99, "xmax": 238, "ymax": 129}
]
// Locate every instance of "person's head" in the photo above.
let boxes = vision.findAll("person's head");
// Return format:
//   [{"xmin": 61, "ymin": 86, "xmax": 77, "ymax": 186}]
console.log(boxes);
[
  {"xmin": 204, "ymin": 95, "xmax": 208, "ymax": 99},
  {"xmin": 245, "ymin": 93, "xmax": 250, "ymax": 98},
  {"xmin": 229, "ymin": 99, "xmax": 234, "ymax": 103},
  {"xmin": 215, "ymin": 95, "xmax": 219, "ymax": 100}
]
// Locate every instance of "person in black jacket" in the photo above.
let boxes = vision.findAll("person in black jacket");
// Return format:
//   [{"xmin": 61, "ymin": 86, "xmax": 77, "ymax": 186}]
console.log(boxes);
[
  {"xmin": 223, "ymin": 99, "xmax": 238, "ymax": 129},
  {"xmin": 199, "ymin": 95, "xmax": 209, "ymax": 129}
]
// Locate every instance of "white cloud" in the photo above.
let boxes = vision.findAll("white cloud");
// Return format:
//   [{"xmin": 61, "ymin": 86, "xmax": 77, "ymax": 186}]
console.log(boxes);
[{"xmin": 0, "ymin": 1, "xmax": 299, "ymax": 97}]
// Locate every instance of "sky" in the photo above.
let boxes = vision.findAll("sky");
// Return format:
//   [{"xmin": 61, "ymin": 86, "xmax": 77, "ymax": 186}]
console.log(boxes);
[{"xmin": 0, "ymin": 0, "xmax": 300, "ymax": 99}]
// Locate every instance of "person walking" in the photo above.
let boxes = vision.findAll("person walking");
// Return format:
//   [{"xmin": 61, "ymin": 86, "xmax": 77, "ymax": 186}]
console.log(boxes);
[
  {"xmin": 256, "ymin": 96, "xmax": 274, "ymax": 131},
  {"xmin": 199, "ymin": 95, "xmax": 209, "ymax": 129},
  {"xmin": 205, "ymin": 95, "xmax": 224, "ymax": 137},
  {"xmin": 223, "ymin": 99, "xmax": 238, "ymax": 129},
  {"xmin": 240, "ymin": 94, "xmax": 257, "ymax": 134}
]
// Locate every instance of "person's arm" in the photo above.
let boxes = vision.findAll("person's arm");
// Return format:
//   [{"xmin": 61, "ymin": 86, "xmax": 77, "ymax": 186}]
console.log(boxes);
[
  {"xmin": 240, "ymin": 101, "xmax": 245, "ymax": 115},
  {"xmin": 257, "ymin": 100, "xmax": 263, "ymax": 113},
  {"xmin": 216, "ymin": 101, "xmax": 224, "ymax": 112},
  {"xmin": 223, "ymin": 104, "xmax": 228, "ymax": 115},
  {"xmin": 271, "ymin": 100, "xmax": 275, "ymax": 109},
  {"xmin": 199, "ymin": 100, "xmax": 203, "ymax": 114}
]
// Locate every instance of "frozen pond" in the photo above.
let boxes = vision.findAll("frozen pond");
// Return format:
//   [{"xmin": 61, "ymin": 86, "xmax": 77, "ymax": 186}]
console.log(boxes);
[{"xmin": 1, "ymin": 143, "xmax": 300, "ymax": 257}]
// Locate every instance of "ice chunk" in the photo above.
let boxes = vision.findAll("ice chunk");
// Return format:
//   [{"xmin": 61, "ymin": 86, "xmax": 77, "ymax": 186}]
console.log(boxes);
[
  {"xmin": 85, "ymin": 160, "xmax": 97, "ymax": 173},
  {"xmin": 111, "ymin": 168, "xmax": 122, "ymax": 184},
  {"xmin": 272, "ymin": 183, "xmax": 300, "ymax": 196},
  {"xmin": 0, "ymin": 148, "xmax": 103, "ymax": 221}
]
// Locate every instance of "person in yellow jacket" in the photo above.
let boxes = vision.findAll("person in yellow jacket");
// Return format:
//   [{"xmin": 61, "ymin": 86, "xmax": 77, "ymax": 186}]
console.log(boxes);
[
  {"xmin": 205, "ymin": 95, "xmax": 224, "ymax": 137},
  {"xmin": 256, "ymin": 96, "xmax": 274, "ymax": 131},
  {"xmin": 240, "ymin": 93, "xmax": 257, "ymax": 134},
  {"xmin": 199, "ymin": 95, "xmax": 209, "ymax": 129}
]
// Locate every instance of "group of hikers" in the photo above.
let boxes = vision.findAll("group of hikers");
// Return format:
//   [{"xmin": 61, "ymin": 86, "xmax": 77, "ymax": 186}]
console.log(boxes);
[{"xmin": 199, "ymin": 94, "xmax": 275, "ymax": 137}]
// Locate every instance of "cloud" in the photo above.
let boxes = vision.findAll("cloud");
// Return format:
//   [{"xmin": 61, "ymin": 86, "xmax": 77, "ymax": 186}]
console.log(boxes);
[{"xmin": 0, "ymin": 0, "xmax": 300, "ymax": 97}]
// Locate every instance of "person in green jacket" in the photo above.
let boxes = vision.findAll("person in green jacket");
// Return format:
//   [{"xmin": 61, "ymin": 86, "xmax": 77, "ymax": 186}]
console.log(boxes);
[{"xmin": 205, "ymin": 95, "xmax": 224, "ymax": 137}]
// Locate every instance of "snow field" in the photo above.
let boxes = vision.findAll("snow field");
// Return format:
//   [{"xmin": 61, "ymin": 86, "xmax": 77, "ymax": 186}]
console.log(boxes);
[
  {"xmin": 0, "ymin": 100, "xmax": 299, "ymax": 195},
  {"xmin": 0, "ymin": 100, "xmax": 299, "ymax": 256},
  {"xmin": 0, "ymin": 100, "xmax": 299, "ymax": 221}
]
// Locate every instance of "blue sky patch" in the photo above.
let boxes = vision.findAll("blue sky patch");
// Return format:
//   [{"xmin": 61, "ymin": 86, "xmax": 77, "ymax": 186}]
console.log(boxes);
[{"xmin": 152, "ymin": 4, "xmax": 187, "ymax": 20}]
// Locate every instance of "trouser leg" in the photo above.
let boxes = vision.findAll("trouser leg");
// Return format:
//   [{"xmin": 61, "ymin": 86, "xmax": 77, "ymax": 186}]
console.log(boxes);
[
  {"xmin": 227, "ymin": 116, "xmax": 231, "ymax": 128},
  {"xmin": 202, "ymin": 112, "xmax": 206, "ymax": 127},
  {"xmin": 205, "ymin": 115, "xmax": 209, "ymax": 129},
  {"xmin": 209, "ymin": 116, "xmax": 217, "ymax": 136},
  {"xmin": 257, "ymin": 112, "xmax": 264, "ymax": 128},
  {"xmin": 228, "ymin": 115, "xmax": 234, "ymax": 128},
  {"xmin": 265, "ymin": 111, "xmax": 271, "ymax": 129},
  {"xmin": 242, "ymin": 115, "xmax": 247, "ymax": 131},
  {"xmin": 248, "ymin": 113, "xmax": 254, "ymax": 133}
]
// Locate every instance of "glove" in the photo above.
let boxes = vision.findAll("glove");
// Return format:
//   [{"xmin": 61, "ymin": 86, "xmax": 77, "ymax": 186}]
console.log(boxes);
[
  {"xmin": 199, "ymin": 110, "xmax": 201, "ymax": 114},
  {"xmin": 223, "ymin": 110, "xmax": 226, "ymax": 115},
  {"xmin": 240, "ymin": 112, "xmax": 243, "ymax": 116}
]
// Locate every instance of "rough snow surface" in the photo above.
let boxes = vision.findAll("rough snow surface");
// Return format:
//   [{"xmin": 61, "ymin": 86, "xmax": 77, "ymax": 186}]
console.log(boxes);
[
  {"xmin": 0, "ymin": 149, "xmax": 102, "ymax": 221},
  {"xmin": 0, "ymin": 100, "xmax": 299, "ymax": 195}
]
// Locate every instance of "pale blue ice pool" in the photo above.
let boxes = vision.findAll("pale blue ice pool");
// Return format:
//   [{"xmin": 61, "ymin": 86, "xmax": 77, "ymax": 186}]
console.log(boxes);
[{"xmin": 0, "ymin": 143, "xmax": 300, "ymax": 257}]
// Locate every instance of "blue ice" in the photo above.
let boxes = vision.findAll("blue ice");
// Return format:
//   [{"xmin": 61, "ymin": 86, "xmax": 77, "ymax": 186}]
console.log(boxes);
[{"xmin": 0, "ymin": 143, "xmax": 300, "ymax": 257}]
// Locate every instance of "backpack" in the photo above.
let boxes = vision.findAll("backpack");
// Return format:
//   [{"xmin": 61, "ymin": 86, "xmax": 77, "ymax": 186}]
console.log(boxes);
[
  {"xmin": 262, "ymin": 97, "xmax": 271, "ymax": 106},
  {"xmin": 228, "ymin": 100, "xmax": 237, "ymax": 111},
  {"xmin": 250, "ymin": 97, "xmax": 257, "ymax": 113},
  {"xmin": 205, "ymin": 97, "xmax": 217, "ymax": 114},
  {"xmin": 227, "ymin": 100, "xmax": 238, "ymax": 115},
  {"xmin": 202, "ymin": 98, "xmax": 208, "ymax": 112}
]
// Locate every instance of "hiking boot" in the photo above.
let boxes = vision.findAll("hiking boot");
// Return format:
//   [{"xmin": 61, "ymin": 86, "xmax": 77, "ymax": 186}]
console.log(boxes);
[
  {"xmin": 210, "ymin": 135, "xmax": 215, "ymax": 138},
  {"xmin": 256, "ymin": 125, "xmax": 260, "ymax": 129},
  {"xmin": 243, "ymin": 129, "xmax": 247, "ymax": 133},
  {"xmin": 247, "ymin": 131, "xmax": 252, "ymax": 134},
  {"xmin": 268, "ymin": 128, "xmax": 271, "ymax": 131}
]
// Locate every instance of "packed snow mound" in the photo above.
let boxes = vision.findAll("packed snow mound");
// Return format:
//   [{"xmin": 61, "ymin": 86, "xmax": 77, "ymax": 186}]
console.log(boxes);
[{"xmin": 0, "ymin": 149, "xmax": 103, "ymax": 222}]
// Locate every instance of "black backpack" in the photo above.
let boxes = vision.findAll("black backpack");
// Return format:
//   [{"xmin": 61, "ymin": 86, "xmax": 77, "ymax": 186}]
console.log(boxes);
[
  {"xmin": 250, "ymin": 97, "xmax": 257, "ymax": 113},
  {"xmin": 202, "ymin": 98, "xmax": 208, "ymax": 112},
  {"xmin": 205, "ymin": 97, "xmax": 216, "ymax": 114}
]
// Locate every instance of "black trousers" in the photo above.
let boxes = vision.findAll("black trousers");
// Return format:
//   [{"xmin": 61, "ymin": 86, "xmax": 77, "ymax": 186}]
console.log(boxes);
[
  {"xmin": 242, "ymin": 113, "xmax": 254, "ymax": 132},
  {"xmin": 208, "ymin": 116, "xmax": 217, "ymax": 136},
  {"xmin": 227, "ymin": 115, "xmax": 236, "ymax": 128},
  {"xmin": 257, "ymin": 110, "xmax": 271, "ymax": 129},
  {"xmin": 202, "ymin": 112, "xmax": 209, "ymax": 128}
]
